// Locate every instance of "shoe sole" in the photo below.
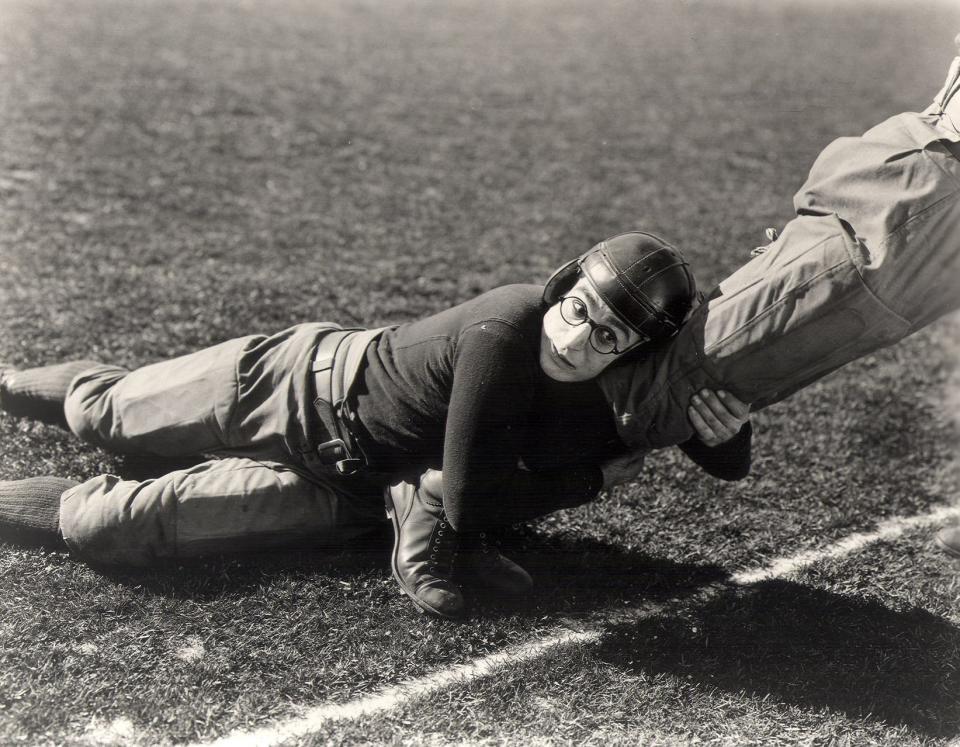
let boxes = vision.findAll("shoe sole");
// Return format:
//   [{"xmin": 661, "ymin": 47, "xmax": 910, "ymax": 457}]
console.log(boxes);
[
  {"xmin": 384, "ymin": 490, "xmax": 464, "ymax": 621},
  {"xmin": 935, "ymin": 534, "xmax": 960, "ymax": 559}
]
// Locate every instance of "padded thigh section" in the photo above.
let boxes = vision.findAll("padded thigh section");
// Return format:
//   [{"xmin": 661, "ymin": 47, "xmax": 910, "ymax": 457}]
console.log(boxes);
[
  {"xmin": 599, "ymin": 112, "xmax": 960, "ymax": 451},
  {"xmin": 796, "ymin": 112, "xmax": 960, "ymax": 327},
  {"xmin": 64, "ymin": 338, "xmax": 249, "ymax": 457},
  {"xmin": 702, "ymin": 213, "xmax": 913, "ymax": 409},
  {"xmin": 600, "ymin": 214, "xmax": 908, "ymax": 449},
  {"xmin": 59, "ymin": 458, "xmax": 365, "ymax": 566}
]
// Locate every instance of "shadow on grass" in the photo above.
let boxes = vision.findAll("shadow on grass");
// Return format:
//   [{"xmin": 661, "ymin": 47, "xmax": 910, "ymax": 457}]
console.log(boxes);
[
  {"xmin": 26, "ymin": 453, "xmax": 727, "ymax": 614},
  {"xmin": 89, "ymin": 523, "xmax": 395, "ymax": 600},
  {"xmin": 83, "ymin": 518, "xmax": 726, "ymax": 619},
  {"xmin": 473, "ymin": 527, "xmax": 728, "ymax": 620},
  {"xmin": 593, "ymin": 579, "xmax": 960, "ymax": 737}
]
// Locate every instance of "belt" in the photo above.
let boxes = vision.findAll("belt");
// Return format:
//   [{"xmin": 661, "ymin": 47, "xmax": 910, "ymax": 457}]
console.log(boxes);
[{"xmin": 311, "ymin": 326, "xmax": 386, "ymax": 475}]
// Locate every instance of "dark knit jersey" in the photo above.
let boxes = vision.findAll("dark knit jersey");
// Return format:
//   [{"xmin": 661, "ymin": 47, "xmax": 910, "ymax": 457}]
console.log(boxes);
[
  {"xmin": 351, "ymin": 284, "xmax": 604, "ymax": 531},
  {"xmin": 350, "ymin": 284, "xmax": 751, "ymax": 532}
]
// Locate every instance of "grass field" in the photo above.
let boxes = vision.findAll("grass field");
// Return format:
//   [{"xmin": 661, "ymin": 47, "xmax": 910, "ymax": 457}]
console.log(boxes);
[{"xmin": 1, "ymin": 0, "xmax": 959, "ymax": 744}]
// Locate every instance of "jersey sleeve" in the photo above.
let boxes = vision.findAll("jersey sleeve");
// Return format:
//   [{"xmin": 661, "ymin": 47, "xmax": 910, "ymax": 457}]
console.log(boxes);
[
  {"xmin": 440, "ymin": 321, "xmax": 604, "ymax": 532},
  {"xmin": 677, "ymin": 421, "xmax": 752, "ymax": 481}
]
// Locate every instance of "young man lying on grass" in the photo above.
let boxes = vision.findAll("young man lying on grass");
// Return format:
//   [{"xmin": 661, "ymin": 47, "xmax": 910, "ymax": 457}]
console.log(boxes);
[
  {"xmin": 0, "ymin": 232, "xmax": 751, "ymax": 620},
  {"xmin": 4, "ymin": 39, "xmax": 957, "ymax": 621}
]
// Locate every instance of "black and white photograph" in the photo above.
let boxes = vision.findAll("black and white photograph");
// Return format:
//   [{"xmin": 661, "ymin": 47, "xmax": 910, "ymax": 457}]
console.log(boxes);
[{"xmin": 1, "ymin": 0, "xmax": 958, "ymax": 743}]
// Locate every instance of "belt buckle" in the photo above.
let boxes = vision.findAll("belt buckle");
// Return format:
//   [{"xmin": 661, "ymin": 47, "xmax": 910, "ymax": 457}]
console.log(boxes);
[
  {"xmin": 334, "ymin": 458, "xmax": 363, "ymax": 476},
  {"xmin": 317, "ymin": 439, "xmax": 364, "ymax": 476},
  {"xmin": 317, "ymin": 438, "xmax": 348, "ymax": 463}
]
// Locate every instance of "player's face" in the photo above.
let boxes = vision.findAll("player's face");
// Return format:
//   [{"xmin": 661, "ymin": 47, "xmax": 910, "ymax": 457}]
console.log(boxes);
[{"xmin": 539, "ymin": 276, "xmax": 643, "ymax": 382}]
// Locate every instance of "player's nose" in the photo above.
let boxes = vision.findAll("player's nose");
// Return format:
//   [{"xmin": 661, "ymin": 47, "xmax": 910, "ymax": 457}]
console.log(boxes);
[{"xmin": 558, "ymin": 321, "xmax": 591, "ymax": 352}]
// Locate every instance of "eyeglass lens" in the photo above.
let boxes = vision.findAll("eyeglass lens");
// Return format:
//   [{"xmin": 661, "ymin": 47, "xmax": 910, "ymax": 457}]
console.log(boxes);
[{"xmin": 559, "ymin": 297, "xmax": 618, "ymax": 354}]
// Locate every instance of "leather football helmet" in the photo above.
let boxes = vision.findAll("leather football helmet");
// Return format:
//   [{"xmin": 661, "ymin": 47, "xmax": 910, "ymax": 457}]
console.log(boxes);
[{"xmin": 543, "ymin": 231, "xmax": 697, "ymax": 347}]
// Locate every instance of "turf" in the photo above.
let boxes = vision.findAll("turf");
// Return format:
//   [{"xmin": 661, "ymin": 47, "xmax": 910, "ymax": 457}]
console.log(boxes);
[
  {"xmin": 313, "ymin": 528, "xmax": 960, "ymax": 746},
  {"xmin": 1, "ymin": 0, "xmax": 959, "ymax": 744}
]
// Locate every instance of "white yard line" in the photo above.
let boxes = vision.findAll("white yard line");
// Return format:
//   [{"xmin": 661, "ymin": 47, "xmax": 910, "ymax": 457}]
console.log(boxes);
[
  {"xmin": 192, "ymin": 630, "xmax": 599, "ymax": 747},
  {"xmin": 188, "ymin": 503, "xmax": 960, "ymax": 747},
  {"xmin": 731, "ymin": 504, "xmax": 960, "ymax": 585}
]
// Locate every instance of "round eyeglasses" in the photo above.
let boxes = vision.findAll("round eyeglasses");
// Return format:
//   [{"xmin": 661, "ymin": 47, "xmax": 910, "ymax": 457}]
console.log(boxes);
[{"xmin": 558, "ymin": 295, "xmax": 626, "ymax": 355}]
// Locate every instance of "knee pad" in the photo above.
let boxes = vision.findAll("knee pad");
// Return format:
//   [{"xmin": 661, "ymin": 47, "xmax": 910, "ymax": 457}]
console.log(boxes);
[
  {"xmin": 59, "ymin": 475, "xmax": 177, "ymax": 567},
  {"xmin": 63, "ymin": 365, "xmax": 130, "ymax": 446}
]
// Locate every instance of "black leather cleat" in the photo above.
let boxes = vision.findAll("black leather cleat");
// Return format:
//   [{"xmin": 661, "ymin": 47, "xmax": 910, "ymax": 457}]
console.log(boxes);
[{"xmin": 384, "ymin": 476, "xmax": 465, "ymax": 620}]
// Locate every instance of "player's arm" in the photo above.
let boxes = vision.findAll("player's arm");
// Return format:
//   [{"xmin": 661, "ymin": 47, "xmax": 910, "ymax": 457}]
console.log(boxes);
[{"xmin": 441, "ymin": 322, "xmax": 602, "ymax": 532}]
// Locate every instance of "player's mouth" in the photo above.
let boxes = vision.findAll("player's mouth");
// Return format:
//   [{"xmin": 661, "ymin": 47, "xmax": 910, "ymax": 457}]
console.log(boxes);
[{"xmin": 552, "ymin": 344, "xmax": 575, "ymax": 370}]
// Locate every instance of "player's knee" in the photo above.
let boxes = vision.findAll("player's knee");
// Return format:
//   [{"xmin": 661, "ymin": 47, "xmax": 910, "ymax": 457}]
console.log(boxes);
[
  {"xmin": 63, "ymin": 365, "xmax": 129, "ymax": 446},
  {"xmin": 59, "ymin": 476, "xmax": 175, "ymax": 567}
]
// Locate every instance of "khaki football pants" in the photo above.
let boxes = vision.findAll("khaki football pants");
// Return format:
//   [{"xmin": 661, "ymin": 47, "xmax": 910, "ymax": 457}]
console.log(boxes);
[
  {"xmin": 57, "ymin": 324, "xmax": 383, "ymax": 565},
  {"xmin": 599, "ymin": 54, "xmax": 960, "ymax": 450}
]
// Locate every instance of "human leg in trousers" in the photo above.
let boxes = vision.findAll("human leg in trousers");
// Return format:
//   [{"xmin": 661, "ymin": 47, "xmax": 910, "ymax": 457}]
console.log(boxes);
[
  {"xmin": 56, "ymin": 457, "xmax": 382, "ymax": 567},
  {"xmin": 0, "ymin": 338, "xmax": 252, "ymax": 459},
  {"xmin": 59, "ymin": 324, "xmax": 338, "ymax": 466},
  {"xmin": 598, "ymin": 46, "xmax": 960, "ymax": 452},
  {"xmin": 61, "ymin": 336, "xmax": 255, "ymax": 459}
]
